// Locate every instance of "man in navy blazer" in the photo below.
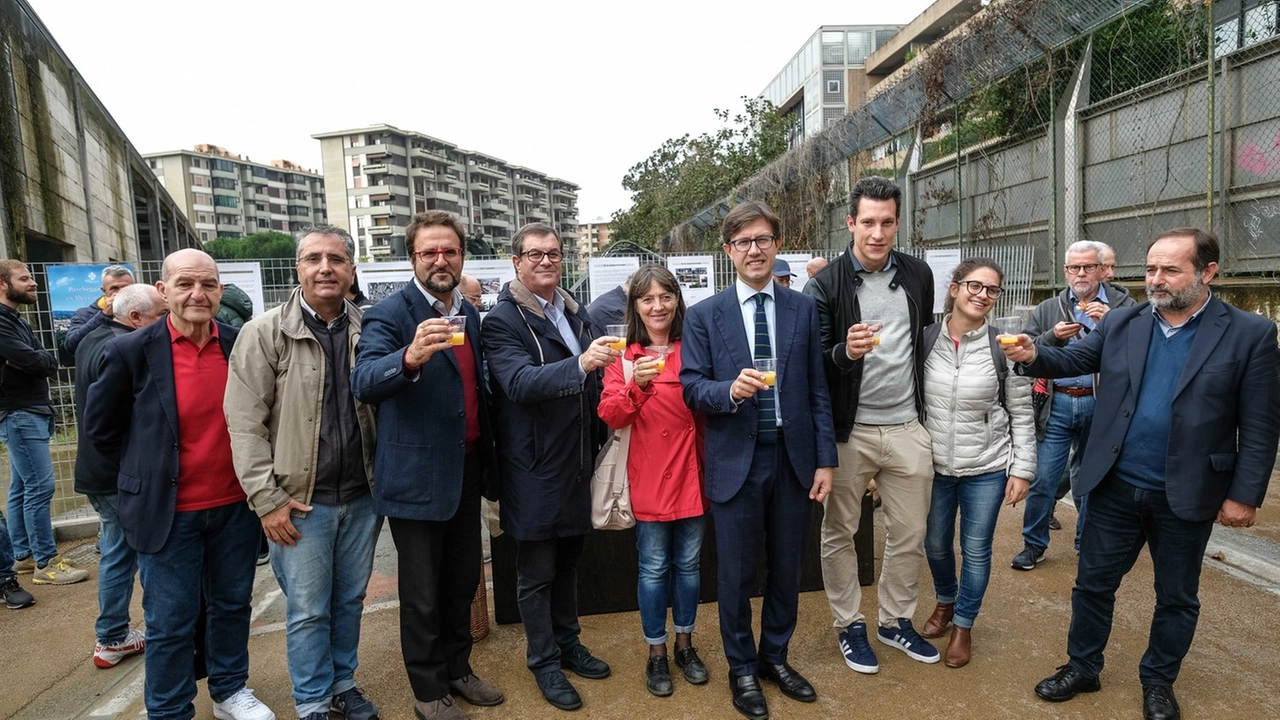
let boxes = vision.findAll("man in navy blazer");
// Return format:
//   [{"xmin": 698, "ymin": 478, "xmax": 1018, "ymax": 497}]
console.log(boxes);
[
  {"xmin": 681, "ymin": 201, "xmax": 838, "ymax": 720},
  {"xmin": 84, "ymin": 249, "xmax": 273, "ymax": 720},
  {"xmin": 350, "ymin": 211, "xmax": 504, "ymax": 720},
  {"xmin": 1004, "ymin": 229, "xmax": 1280, "ymax": 720}
]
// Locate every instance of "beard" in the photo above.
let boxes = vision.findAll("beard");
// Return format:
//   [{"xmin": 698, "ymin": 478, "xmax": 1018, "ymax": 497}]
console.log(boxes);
[
  {"xmin": 423, "ymin": 269, "xmax": 460, "ymax": 295},
  {"xmin": 1148, "ymin": 275, "xmax": 1204, "ymax": 312},
  {"xmin": 5, "ymin": 286, "xmax": 35, "ymax": 305}
]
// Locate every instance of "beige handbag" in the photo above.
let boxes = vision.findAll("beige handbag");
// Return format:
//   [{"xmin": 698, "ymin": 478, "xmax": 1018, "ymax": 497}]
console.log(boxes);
[{"xmin": 591, "ymin": 357, "xmax": 635, "ymax": 530}]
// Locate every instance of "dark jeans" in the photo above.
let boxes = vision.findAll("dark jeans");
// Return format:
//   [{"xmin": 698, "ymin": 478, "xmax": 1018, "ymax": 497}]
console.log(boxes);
[
  {"xmin": 710, "ymin": 435, "xmax": 811, "ymax": 677},
  {"xmin": 1066, "ymin": 475, "xmax": 1214, "ymax": 686},
  {"xmin": 515, "ymin": 533, "xmax": 587, "ymax": 676},
  {"xmin": 388, "ymin": 454, "xmax": 482, "ymax": 701},
  {"xmin": 137, "ymin": 501, "xmax": 260, "ymax": 720}
]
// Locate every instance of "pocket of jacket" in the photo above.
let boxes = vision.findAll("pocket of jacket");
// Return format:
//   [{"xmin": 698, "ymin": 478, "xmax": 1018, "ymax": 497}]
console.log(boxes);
[
  {"xmin": 1208, "ymin": 453, "xmax": 1236, "ymax": 472},
  {"xmin": 117, "ymin": 472, "xmax": 143, "ymax": 494}
]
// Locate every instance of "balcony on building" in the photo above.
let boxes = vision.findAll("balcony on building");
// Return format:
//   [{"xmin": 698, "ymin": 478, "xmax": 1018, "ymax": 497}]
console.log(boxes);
[
  {"xmin": 368, "ymin": 225, "xmax": 394, "ymax": 236},
  {"xmin": 410, "ymin": 166, "xmax": 436, "ymax": 180},
  {"xmin": 364, "ymin": 163, "xmax": 389, "ymax": 175},
  {"xmin": 422, "ymin": 190, "xmax": 461, "ymax": 203},
  {"xmin": 481, "ymin": 199, "xmax": 510, "ymax": 213},
  {"xmin": 470, "ymin": 180, "xmax": 491, "ymax": 193},
  {"xmin": 346, "ymin": 143, "xmax": 389, "ymax": 159},
  {"xmin": 516, "ymin": 175, "xmax": 546, "ymax": 190},
  {"xmin": 369, "ymin": 242, "xmax": 393, "ymax": 257}
]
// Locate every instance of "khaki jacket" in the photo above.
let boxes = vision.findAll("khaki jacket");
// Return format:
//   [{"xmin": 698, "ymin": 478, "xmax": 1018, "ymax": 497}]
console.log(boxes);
[{"xmin": 224, "ymin": 288, "xmax": 376, "ymax": 517}]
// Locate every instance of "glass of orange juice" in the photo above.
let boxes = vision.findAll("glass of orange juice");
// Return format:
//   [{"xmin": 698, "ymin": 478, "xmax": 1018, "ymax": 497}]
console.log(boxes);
[
  {"xmin": 753, "ymin": 358, "xmax": 776, "ymax": 387},
  {"xmin": 606, "ymin": 324, "xmax": 627, "ymax": 352},
  {"xmin": 994, "ymin": 316, "xmax": 1022, "ymax": 345},
  {"xmin": 863, "ymin": 319, "xmax": 882, "ymax": 347},
  {"xmin": 446, "ymin": 316, "xmax": 466, "ymax": 346},
  {"xmin": 644, "ymin": 345, "xmax": 669, "ymax": 373}
]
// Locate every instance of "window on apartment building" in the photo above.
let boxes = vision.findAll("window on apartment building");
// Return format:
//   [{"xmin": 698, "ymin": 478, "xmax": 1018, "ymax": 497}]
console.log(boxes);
[
  {"xmin": 847, "ymin": 31, "xmax": 872, "ymax": 65},
  {"xmin": 214, "ymin": 195, "xmax": 239, "ymax": 208},
  {"xmin": 195, "ymin": 193, "xmax": 213, "ymax": 206},
  {"xmin": 212, "ymin": 159, "xmax": 236, "ymax": 173},
  {"xmin": 827, "ymin": 79, "xmax": 841, "ymax": 94},
  {"xmin": 822, "ymin": 31, "xmax": 844, "ymax": 65},
  {"xmin": 190, "ymin": 158, "xmax": 202, "ymax": 169}
]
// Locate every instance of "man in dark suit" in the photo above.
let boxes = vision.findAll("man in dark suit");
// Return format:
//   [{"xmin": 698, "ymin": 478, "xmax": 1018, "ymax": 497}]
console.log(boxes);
[
  {"xmin": 84, "ymin": 249, "xmax": 274, "ymax": 720},
  {"xmin": 680, "ymin": 200, "xmax": 838, "ymax": 720},
  {"xmin": 73, "ymin": 283, "xmax": 165, "ymax": 669},
  {"xmin": 481, "ymin": 222, "xmax": 618, "ymax": 712},
  {"xmin": 351, "ymin": 212, "xmax": 504, "ymax": 720},
  {"xmin": 1003, "ymin": 229, "xmax": 1280, "ymax": 720}
]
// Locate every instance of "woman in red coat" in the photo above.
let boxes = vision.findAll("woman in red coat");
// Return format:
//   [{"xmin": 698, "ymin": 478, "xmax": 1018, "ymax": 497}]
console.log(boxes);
[{"xmin": 598, "ymin": 264, "xmax": 708, "ymax": 698}]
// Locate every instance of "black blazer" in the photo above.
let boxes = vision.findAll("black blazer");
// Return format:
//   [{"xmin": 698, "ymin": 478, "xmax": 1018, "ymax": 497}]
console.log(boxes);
[
  {"xmin": 83, "ymin": 320, "xmax": 239, "ymax": 553},
  {"xmin": 1022, "ymin": 297, "xmax": 1280, "ymax": 521}
]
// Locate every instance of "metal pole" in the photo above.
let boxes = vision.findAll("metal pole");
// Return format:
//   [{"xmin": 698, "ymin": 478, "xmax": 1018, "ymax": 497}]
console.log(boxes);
[
  {"xmin": 955, "ymin": 104, "xmax": 963, "ymax": 248},
  {"xmin": 1049, "ymin": 50, "xmax": 1060, "ymax": 287},
  {"xmin": 1206, "ymin": 0, "xmax": 1216, "ymax": 230}
]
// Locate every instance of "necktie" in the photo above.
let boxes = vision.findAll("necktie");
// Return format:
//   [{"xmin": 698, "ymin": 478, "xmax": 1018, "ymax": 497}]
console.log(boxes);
[{"xmin": 753, "ymin": 293, "xmax": 776, "ymax": 441}]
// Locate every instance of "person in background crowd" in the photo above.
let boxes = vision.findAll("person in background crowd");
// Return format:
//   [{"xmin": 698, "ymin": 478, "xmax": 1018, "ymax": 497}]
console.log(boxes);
[
  {"xmin": 1008, "ymin": 228, "xmax": 1280, "ymax": 720},
  {"xmin": 84, "ymin": 249, "xmax": 273, "ymax": 720},
  {"xmin": 482, "ymin": 222, "xmax": 617, "ymax": 712},
  {"xmin": 918, "ymin": 259, "xmax": 1034, "ymax": 668},
  {"xmin": 459, "ymin": 274, "xmax": 484, "ymax": 310},
  {"xmin": 771, "ymin": 259, "xmax": 796, "ymax": 289},
  {"xmin": 215, "ymin": 283, "xmax": 254, "ymax": 328},
  {"xmin": 806, "ymin": 256, "xmax": 829, "ymax": 279},
  {"xmin": 347, "ymin": 268, "xmax": 373, "ymax": 310},
  {"xmin": 586, "ymin": 276, "xmax": 630, "ymax": 329},
  {"xmin": 1013, "ymin": 241, "xmax": 1135, "ymax": 571},
  {"xmin": 1, "ymin": 259, "xmax": 89, "ymax": 586},
  {"xmin": 74, "ymin": 284, "xmax": 166, "ymax": 668},
  {"xmin": 225, "ymin": 225, "xmax": 381, "ymax": 720},
  {"xmin": 352, "ymin": 212, "xmax": 504, "ymax": 720},
  {"xmin": 61, "ymin": 264, "xmax": 134, "ymax": 361},
  {"xmin": 681, "ymin": 201, "xmax": 837, "ymax": 720},
  {"xmin": 807, "ymin": 176, "xmax": 939, "ymax": 675},
  {"xmin": 597, "ymin": 265, "xmax": 709, "ymax": 698}
]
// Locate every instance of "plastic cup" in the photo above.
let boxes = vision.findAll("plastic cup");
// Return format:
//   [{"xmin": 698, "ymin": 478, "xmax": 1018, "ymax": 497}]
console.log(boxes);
[
  {"xmin": 606, "ymin": 324, "xmax": 627, "ymax": 352},
  {"xmin": 644, "ymin": 345, "xmax": 668, "ymax": 373},
  {"xmin": 994, "ymin": 316, "xmax": 1022, "ymax": 345},
  {"xmin": 863, "ymin": 319, "xmax": 882, "ymax": 347},
  {"xmin": 753, "ymin": 358, "xmax": 776, "ymax": 387},
  {"xmin": 447, "ymin": 316, "xmax": 466, "ymax": 346}
]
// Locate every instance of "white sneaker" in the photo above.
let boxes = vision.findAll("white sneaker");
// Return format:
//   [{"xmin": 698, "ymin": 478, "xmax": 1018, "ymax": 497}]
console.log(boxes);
[
  {"xmin": 212, "ymin": 687, "xmax": 276, "ymax": 720},
  {"xmin": 94, "ymin": 627, "xmax": 146, "ymax": 668}
]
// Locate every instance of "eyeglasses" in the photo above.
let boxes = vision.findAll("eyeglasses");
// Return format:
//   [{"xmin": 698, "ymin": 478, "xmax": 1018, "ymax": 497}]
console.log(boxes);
[
  {"xmin": 724, "ymin": 235, "xmax": 778, "ymax": 252},
  {"xmin": 960, "ymin": 280, "xmax": 1004, "ymax": 298},
  {"xmin": 521, "ymin": 249, "xmax": 563, "ymax": 264},
  {"xmin": 1064, "ymin": 263, "xmax": 1100, "ymax": 275},
  {"xmin": 411, "ymin": 248, "xmax": 461, "ymax": 263}
]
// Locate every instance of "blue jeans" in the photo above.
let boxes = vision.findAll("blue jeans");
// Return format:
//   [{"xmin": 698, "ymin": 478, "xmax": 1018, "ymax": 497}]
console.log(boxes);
[
  {"xmin": 86, "ymin": 492, "xmax": 138, "ymax": 645},
  {"xmin": 1023, "ymin": 394, "xmax": 1094, "ymax": 551},
  {"xmin": 635, "ymin": 516, "xmax": 705, "ymax": 645},
  {"xmin": 924, "ymin": 470, "xmax": 1006, "ymax": 628},
  {"xmin": 270, "ymin": 493, "xmax": 380, "ymax": 717},
  {"xmin": 1066, "ymin": 476, "xmax": 1214, "ymax": 685},
  {"xmin": 2, "ymin": 410, "xmax": 58, "ymax": 565},
  {"xmin": 0, "ymin": 510, "xmax": 15, "ymax": 583},
  {"xmin": 137, "ymin": 501, "xmax": 259, "ymax": 720}
]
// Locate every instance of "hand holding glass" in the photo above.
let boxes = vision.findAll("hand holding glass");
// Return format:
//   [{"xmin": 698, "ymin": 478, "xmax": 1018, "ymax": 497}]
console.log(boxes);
[
  {"xmin": 606, "ymin": 324, "xmax": 627, "ymax": 352},
  {"xmin": 446, "ymin": 316, "xmax": 466, "ymax": 346},
  {"xmin": 753, "ymin": 358, "xmax": 776, "ymax": 387},
  {"xmin": 994, "ymin": 316, "xmax": 1022, "ymax": 345},
  {"xmin": 863, "ymin": 320, "xmax": 882, "ymax": 347},
  {"xmin": 644, "ymin": 345, "xmax": 668, "ymax": 372}
]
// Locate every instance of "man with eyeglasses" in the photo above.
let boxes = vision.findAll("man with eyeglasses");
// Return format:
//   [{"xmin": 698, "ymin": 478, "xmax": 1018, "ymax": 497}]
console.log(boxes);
[
  {"xmin": 351, "ymin": 212, "xmax": 504, "ymax": 719},
  {"xmin": 807, "ymin": 176, "xmax": 939, "ymax": 676},
  {"xmin": 481, "ymin": 222, "xmax": 618, "ymax": 712},
  {"xmin": 1013, "ymin": 240, "xmax": 1135, "ymax": 572}
]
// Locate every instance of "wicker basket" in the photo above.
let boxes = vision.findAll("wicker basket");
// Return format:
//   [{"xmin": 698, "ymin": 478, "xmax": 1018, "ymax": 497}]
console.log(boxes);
[{"xmin": 470, "ymin": 560, "xmax": 490, "ymax": 641}]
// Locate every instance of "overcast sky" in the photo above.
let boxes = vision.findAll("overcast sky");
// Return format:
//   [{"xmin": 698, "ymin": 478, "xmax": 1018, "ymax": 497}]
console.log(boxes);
[{"xmin": 28, "ymin": 0, "xmax": 934, "ymax": 221}]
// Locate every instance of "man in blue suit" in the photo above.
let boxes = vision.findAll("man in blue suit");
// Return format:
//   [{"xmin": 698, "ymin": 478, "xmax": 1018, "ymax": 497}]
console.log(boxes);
[
  {"xmin": 351, "ymin": 212, "xmax": 504, "ymax": 720},
  {"xmin": 84, "ymin": 249, "xmax": 273, "ymax": 720},
  {"xmin": 681, "ymin": 200, "xmax": 838, "ymax": 720},
  {"xmin": 1004, "ymin": 229, "xmax": 1280, "ymax": 720}
]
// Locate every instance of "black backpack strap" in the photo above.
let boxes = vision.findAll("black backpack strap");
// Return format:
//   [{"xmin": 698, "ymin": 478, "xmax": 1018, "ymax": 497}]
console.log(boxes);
[
  {"xmin": 987, "ymin": 324, "xmax": 1009, "ymax": 413},
  {"xmin": 922, "ymin": 321, "xmax": 943, "ymax": 360}
]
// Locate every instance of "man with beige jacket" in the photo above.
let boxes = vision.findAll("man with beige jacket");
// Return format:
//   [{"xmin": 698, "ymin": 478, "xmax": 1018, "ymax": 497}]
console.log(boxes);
[{"xmin": 224, "ymin": 224, "xmax": 379, "ymax": 720}]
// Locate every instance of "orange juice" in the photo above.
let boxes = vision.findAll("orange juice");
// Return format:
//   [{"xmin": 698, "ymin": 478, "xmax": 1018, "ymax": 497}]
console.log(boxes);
[
  {"xmin": 762, "ymin": 370, "xmax": 776, "ymax": 386},
  {"xmin": 871, "ymin": 336, "xmax": 881, "ymax": 347},
  {"xmin": 655, "ymin": 359, "xmax": 666, "ymax": 372},
  {"xmin": 608, "ymin": 338, "xmax": 626, "ymax": 352},
  {"xmin": 999, "ymin": 335, "xmax": 1017, "ymax": 345},
  {"xmin": 450, "ymin": 332, "xmax": 465, "ymax": 346}
]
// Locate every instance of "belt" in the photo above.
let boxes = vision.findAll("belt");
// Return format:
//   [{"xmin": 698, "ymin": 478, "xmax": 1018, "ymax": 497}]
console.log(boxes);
[{"xmin": 1054, "ymin": 386, "xmax": 1093, "ymax": 397}]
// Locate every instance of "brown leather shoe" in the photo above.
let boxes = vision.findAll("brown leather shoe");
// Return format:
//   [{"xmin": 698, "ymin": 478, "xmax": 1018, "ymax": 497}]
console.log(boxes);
[
  {"xmin": 945, "ymin": 626, "xmax": 971, "ymax": 668},
  {"xmin": 449, "ymin": 674, "xmax": 505, "ymax": 706},
  {"xmin": 921, "ymin": 603, "xmax": 954, "ymax": 639}
]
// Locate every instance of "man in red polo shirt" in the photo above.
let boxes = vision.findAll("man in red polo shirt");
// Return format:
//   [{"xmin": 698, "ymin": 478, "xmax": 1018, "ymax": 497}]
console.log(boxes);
[{"xmin": 84, "ymin": 249, "xmax": 274, "ymax": 720}]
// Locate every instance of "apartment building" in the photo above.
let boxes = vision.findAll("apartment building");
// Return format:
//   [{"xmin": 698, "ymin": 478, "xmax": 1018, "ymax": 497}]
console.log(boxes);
[
  {"xmin": 576, "ymin": 217, "xmax": 612, "ymax": 263},
  {"xmin": 145, "ymin": 145, "xmax": 327, "ymax": 244},
  {"xmin": 312, "ymin": 124, "xmax": 579, "ymax": 259}
]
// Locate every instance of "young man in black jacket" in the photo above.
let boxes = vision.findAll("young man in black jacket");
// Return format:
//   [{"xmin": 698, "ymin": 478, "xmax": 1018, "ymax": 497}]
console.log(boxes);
[{"xmin": 807, "ymin": 177, "xmax": 938, "ymax": 675}]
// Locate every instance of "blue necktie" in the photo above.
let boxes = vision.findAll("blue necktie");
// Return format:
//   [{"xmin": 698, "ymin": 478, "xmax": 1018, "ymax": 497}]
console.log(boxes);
[{"xmin": 753, "ymin": 293, "xmax": 776, "ymax": 441}]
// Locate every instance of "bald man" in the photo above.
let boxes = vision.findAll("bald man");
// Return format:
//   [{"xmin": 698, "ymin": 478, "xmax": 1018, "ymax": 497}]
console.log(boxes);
[
  {"xmin": 84, "ymin": 249, "xmax": 275, "ymax": 720},
  {"xmin": 460, "ymin": 274, "xmax": 484, "ymax": 310},
  {"xmin": 806, "ymin": 256, "xmax": 829, "ymax": 278}
]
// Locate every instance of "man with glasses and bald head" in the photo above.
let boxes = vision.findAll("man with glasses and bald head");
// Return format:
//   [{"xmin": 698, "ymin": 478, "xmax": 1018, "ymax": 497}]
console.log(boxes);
[{"xmin": 1011, "ymin": 241, "xmax": 1135, "ymax": 572}]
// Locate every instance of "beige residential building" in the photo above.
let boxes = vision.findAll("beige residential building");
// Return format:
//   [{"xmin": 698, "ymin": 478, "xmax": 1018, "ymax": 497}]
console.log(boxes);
[
  {"xmin": 146, "ymin": 145, "xmax": 327, "ymax": 244},
  {"xmin": 576, "ymin": 217, "xmax": 612, "ymax": 263},
  {"xmin": 312, "ymin": 124, "xmax": 579, "ymax": 259}
]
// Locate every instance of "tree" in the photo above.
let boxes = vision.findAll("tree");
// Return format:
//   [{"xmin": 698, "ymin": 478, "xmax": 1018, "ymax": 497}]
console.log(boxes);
[
  {"xmin": 611, "ymin": 97, "xmax": 794, "ymax": 250},
  {"xmin": 204, "ymin": 231, "xmax": 296, "ymax": 260}
]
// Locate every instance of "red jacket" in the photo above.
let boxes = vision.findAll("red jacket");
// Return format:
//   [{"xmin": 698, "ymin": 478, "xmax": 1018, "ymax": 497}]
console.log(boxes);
[{"xmin": 598, "ymin": 340, "xmax": 706, "ymax": 522}]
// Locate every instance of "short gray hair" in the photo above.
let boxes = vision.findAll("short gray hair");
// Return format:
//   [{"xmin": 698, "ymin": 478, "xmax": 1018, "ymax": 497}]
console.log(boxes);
[
  {"xmin": 1064, "ymin": 241, "xmax": 1105, "ymax": 264},
  {"xmin": 295, "ymin": 224, "xmax": 355, "ymax": 262},
  {"xmin": 112, "ymin": 283, "xmax": 161, "ymax": 317},
  {"xmin": 101, "ymin": 264, "xmax": 133, "ymax": 286}
]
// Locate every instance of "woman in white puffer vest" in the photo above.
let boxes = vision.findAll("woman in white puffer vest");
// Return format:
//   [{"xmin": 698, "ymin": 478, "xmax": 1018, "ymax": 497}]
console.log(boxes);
[{"xmin": 918, "ymin": 257, "xmax": 1036, "ymax": 669}]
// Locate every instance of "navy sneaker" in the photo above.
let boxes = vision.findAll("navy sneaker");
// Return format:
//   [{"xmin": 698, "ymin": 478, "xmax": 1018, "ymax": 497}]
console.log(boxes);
[
  {"xmin": 1012, "ymin": 544, "xmax": 1047, "ymax": 570},
  {"xmin": 877, "ymin": 619, "xmax": 941, "ymax": 664},
  {"xmin": 838, "ymin": 621, "xmax": 879, "ymax": 674},
  {"xmin": 331, "ymin": 686, "xmax": 379, "ymax": 720}
]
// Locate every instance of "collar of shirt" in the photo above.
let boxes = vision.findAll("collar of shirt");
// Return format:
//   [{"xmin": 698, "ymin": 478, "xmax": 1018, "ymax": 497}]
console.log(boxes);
[
  {"xmin": 166, "ymin": 314, "xmax": 219, "ymax": 347},
  {"xmin": 735, "ymin": 278, "xmax": 776, "ymax": 307},
  {"xmin": 1153, "ymin": 289, "xmax": 1212, "ymax": 336},
  {"xmin": 849, "ymin": 250, "xmax": 896, "ymax": 273},
  {"xmin": 298, "ymin": 295, "xmax": 347, "ymax": 330},
  {"xmin": 413, "ymin": 277, "xmax": 463, "ymax": 317},
  {"xmin": 1070, "ymin": 283, "xmax": 1109, "ymax": 307},
  {"xmin": 0, "ymin": 303, "xmax": 19, "ymax": 320}
]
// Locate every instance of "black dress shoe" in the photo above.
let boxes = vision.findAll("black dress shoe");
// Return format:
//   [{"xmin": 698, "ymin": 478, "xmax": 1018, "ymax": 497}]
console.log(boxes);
[
  {"xmin": 675, "ymin": 646, "xmax": 709, "ymax": 685},
  {"xmin": 758, "ymin": 662, "xmax": 817, "ymax": 703},
  {"xmin": 561, "ymin": 643, "xmax": 611, "ymax": 679},
  {"xmin": 730, "ymin": 673, "xmax": 769, "ymax": 720},
  {"xmin": 536, "ymin": 670, "xmax": 582, "ymax": 711},
  {"xmin": 1035, "ymin": 664, "xmax": 1101, "ymax": 702},
  {"xmin": 646, "ymin": 655, "xmax": 674, "ymax": 697},
  {"xmin": 1143, "ymin": 685, "xmax": 1181, "ymax": 720}
]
